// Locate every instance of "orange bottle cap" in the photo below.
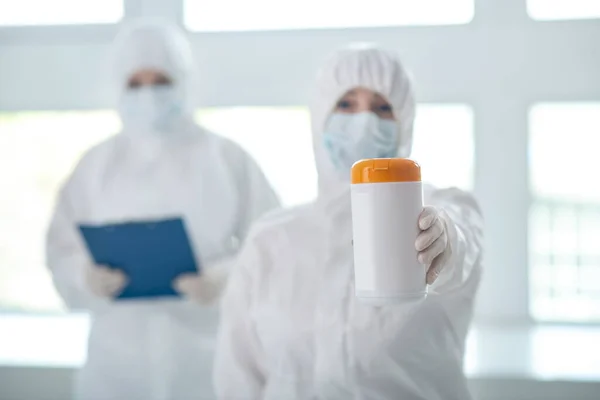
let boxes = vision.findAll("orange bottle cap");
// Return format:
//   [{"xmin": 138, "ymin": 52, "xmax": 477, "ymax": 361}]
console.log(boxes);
[{"xmin": 351, "ymin": 158, "xmax": 421, "ymax": 184}]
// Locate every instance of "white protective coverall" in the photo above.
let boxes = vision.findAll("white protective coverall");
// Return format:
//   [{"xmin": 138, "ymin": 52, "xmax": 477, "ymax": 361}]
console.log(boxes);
[
  {"xmin": 214, "ymin": 45, "xmax": 483, "ymax": 400},
  {"xmin": 46, "ymin": 21, "xmax": 279, "ymax": 400}
]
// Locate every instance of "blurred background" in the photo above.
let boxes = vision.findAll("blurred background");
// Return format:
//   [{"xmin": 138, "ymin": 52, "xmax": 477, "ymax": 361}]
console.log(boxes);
[{"xmin": 0, "ymin": 0, "xmax": 599, "ymax": 399}]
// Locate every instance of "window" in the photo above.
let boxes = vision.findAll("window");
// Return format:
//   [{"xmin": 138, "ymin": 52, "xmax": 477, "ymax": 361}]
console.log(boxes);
[
  {"xmin": 196, "ymin": 104, "xmax": 474, "ymax": 206},
  {"xmin": 529, "ymin": 103, "xmax": 600, "ymax": 322},
  {"xmin": 0, "ymin": 0, "xmax": 123, "ymax": 26},
  {"xmin": 528, "ymin": 0, "xmax": 600, "ymax": 21},
  {"xmin": 0, "ymin": 111, "xmax": 119, "ymax": 312},
  {"xmin": 411, "ymin": 104, "xmax": 474, "ymax": 190},
  {"xmin": 184, "ymin": 0, "xmax": 474, "ymax": 32},
  {"xmin": 196, "ymin": 107, "xmax": 317, "ymax": 207}
]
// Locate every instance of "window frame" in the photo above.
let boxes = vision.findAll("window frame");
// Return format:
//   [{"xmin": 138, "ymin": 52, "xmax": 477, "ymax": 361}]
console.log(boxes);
[{"xmin": 527, "ymin": 102, "xmax": 600, "ymax": 323}]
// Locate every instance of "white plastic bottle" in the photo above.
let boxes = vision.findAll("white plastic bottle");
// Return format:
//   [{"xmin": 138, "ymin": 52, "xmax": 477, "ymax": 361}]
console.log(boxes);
[{"xmin": 351, "ymin": 158, "xmax": 425, "ymax": 305}]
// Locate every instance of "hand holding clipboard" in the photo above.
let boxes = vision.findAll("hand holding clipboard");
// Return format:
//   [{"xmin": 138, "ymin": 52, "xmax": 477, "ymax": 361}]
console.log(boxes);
[{"xmin": 79, "ymin": 217, "xmax": 199, "ymax": 299}]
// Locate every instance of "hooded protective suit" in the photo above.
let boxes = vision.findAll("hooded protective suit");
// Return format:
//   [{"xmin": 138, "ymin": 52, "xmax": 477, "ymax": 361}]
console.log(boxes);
[
  {"xmin": 214, "ymin": 45, "xmax": 483, "ymax": 400},
  {"xmin": 46, "ymin": 21, "xmax": 279, "ymax": 400}
]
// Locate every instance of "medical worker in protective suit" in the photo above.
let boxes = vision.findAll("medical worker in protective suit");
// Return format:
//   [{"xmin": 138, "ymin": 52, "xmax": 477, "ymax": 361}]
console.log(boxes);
[
  {"xmin": 46, "ymin": 21, "xmax": 279, "ymax": 400},
  {"xmin": 214, "ymin": 44, "xmax": 483, "ymax": 400}
]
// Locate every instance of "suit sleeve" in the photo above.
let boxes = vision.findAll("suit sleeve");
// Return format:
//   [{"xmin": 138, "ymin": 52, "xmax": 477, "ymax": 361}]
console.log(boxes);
[{"xmin": 427, "ymin": 187, "xmax": 484, "ymax": 295}]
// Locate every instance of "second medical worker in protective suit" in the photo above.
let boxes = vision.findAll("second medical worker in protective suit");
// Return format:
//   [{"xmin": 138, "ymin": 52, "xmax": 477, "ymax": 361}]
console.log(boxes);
[
  {"xmin": 214, "ymin": 44, "xmax": 483, "ymax": 399},
  {"xmin": 46, "ymin": 21, "xmax": 279, "ymax": 400}
]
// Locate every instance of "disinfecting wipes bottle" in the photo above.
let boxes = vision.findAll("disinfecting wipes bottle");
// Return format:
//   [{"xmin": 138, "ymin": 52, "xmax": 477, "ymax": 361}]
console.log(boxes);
[{"xmin": 351, "ymin": 158, "xmax": 425, "ymax": 305}]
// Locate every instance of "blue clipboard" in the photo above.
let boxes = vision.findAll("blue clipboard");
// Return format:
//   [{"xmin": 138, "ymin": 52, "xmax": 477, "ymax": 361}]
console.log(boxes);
[{"xmin": 78, "ymin": 217, "xmax": 199, "ymax": 300}]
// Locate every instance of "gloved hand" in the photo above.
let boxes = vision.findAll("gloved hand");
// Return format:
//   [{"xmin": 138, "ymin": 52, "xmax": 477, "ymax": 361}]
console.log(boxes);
[
  {"xmin": 173, "ymin": 269, "xmax": 226, "ymax": 305},
  {"xmin": 85, "ymin": 265, "xmax": 128, "ymax": 298},
  {"xmin": 415, "ymin": 206, "xmax": 455, "ymax": 284}
]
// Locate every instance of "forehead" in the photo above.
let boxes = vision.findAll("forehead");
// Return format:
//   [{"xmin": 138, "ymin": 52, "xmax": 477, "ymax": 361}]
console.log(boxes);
[
  {"xmin": 129, "ymin": 68, "xmax": 169, "ymax": 80},
  {"xmin": 341, "ymin": 87, "xmax": 389, "ymax": 102}
]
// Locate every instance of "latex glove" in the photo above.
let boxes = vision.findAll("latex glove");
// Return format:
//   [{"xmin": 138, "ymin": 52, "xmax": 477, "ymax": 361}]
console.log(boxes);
[
  {"xmin": 85, "ymin": 265, "xmax": 128, "ymax": 298},
  {"xmin": 173, "ymin": 269, "xmax": 226, "ymax": 305},
  {"xmin": 415, "ymin": 206, "xmax": 454, "ymax": 284}
]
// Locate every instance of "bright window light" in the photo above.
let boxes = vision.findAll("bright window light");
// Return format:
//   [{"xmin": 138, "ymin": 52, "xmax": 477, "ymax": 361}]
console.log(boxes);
[
  {"xmin": 196, "ymin": 104, "xmax": 474, "ymax": 207},
  {"xmin": 196, "ymin": 107, "xmax": 317, "ymax": 207},
  {"xmin": 528, "ymin": 0, "xmax": 600, "ymax": 21},
  {"xmin": 529, "ymin": 103, "xmax": 600, "ymax": 322},
  {"xmin": 529, "ymin": 103, "xmax": 600, "ymax": 203},
  {"xmin": 412, "ymin": 104, "xmax": 474, "ymax": 190},
  {"xmin": 184, "ymin": 0, "xmax": 474, "ymax": 32},
  {"xmin": 0, "ymin": 0, "xmax": 123, "ymax": 26},
  {"xmin": 0, "ymin": 111, "xmax": 119, "ymax": 312}
]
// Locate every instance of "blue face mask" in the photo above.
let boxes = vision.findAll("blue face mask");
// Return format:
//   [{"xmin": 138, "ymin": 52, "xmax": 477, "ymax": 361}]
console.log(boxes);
[
  {"xmin": 322, "ymin": 112, "xmax": 399, "ymax": 176},
  {"xmin": 118, "ymin": 85, "xmax": 184, "ymax": 134}
]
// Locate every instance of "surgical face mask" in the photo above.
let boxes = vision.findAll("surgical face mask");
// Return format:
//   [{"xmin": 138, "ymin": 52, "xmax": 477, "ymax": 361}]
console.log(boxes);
[
  {"xmin": 322, "ymin": 112, "xmax": 398, "ymax": 177},
  {"xmin": 118, "ymin": 85, "xmax": 184, "ymax": 134}
]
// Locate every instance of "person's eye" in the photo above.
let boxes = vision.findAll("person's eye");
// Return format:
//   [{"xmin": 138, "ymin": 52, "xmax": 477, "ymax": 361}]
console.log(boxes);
[
  {"xmin": 154, "ymin": 77, "xmax": 172, "ymax": 87},
  {"xmin": 337, "ymin": 100, "xmax": 352, "ymax": 109},
  {"xmin": 378, "ymin": 104, "xmax": 393, "ymax": 113},
  {"xmin": 128, "ymin": 81, "xmax": 141, "ymax": 89}
]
